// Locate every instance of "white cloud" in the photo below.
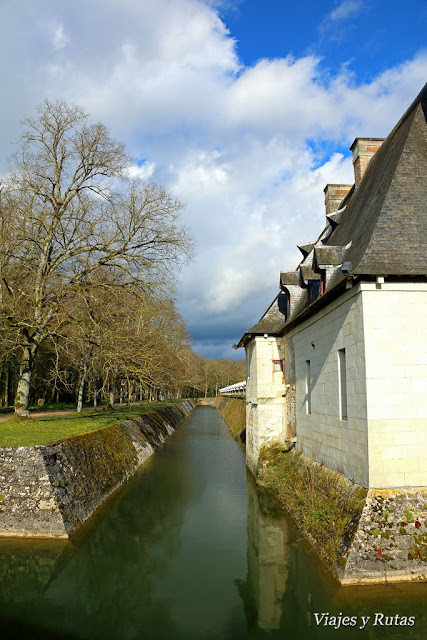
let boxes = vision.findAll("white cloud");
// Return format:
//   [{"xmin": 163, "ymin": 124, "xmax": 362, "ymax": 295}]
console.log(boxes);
[
  {"xmin": 126, "ymin": 162, "xmax": 156, "ymax": 181},
  {"xmin": 0, "ymin": 0, "xmax": 425, "ymax": 357},
  {"xmin": 52, "ymin": 24, "xmax": 68, "ymax": 50},
  {"xmin": 329, "ymin": 0, "xmax": 364, "ymax": 22},
  {"xmin": 319, "ymin": 0, "xmax": 365, "ymax": 39}
]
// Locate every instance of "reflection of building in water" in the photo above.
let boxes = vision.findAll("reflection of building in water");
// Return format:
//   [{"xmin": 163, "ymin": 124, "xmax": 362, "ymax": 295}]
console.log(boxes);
[
  {"xmin": 247, "ymin": 487, "xmax": 289, "ymax": 629},
  {"xmin": 238, "ymin": 473, "xmax": 343, "ymax": 635},
  {"xmin": 238, "ymin": 474, "xmax": 289, "ymax": 630}
]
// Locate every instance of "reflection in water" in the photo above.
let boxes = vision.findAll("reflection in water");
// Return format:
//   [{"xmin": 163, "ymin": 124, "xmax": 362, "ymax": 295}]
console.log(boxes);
[
  {"xmin": 0, "ymin": 538, "xmax": 72, "ymax": 605},
  {"xmin": 238, "ymin": 475, "xmax": 290, "ymax": 630},
  {"xmin": 0, "ymin": 406, "xmax": 426, "ymax": 639}
]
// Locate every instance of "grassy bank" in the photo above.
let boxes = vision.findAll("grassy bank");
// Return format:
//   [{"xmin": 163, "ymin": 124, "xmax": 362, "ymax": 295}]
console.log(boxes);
[
  {"xmin": 214, "ymin": 396, "xmax": 246, "ymax": 443},
  {"xmin": 0, "ymin": 401, "xmax": 185, "ymax": 447},
  {"xmin": 258, "ymin": 447, "xmax": 367, "ymax": 569}
]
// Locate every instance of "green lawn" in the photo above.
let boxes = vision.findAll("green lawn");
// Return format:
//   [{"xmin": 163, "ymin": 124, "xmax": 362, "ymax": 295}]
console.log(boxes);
[{"xmin": 0, "ymin": 401, "xmax": 183, "ymax": 447}]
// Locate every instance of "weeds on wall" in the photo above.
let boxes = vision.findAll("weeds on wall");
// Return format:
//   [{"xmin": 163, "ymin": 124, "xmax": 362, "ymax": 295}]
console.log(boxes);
[{"xmin": 258, "ymin": 447, "xmax": 367, "ymax": 569}]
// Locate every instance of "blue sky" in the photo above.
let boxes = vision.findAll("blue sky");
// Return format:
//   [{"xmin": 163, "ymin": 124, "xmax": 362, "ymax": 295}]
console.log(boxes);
[
  {"xmin": 222, "ymin": 1, "xmax": 426, "ymax": 79},
  {"xmin": 0, "ymin": 0, "xmax": 426, "ymax": 360}
]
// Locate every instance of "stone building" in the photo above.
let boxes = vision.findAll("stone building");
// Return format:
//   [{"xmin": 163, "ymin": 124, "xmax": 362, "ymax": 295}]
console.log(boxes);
[{"xmin": 238, "ymin": 83, "xmax": 427, "ymax": 488}]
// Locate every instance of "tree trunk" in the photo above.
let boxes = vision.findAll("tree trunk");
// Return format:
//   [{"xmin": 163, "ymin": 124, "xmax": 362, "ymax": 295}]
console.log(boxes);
[
  {"xmin": 108, "ymin": 383, "xmax": 116, "ymax": 408},
  {"xmin": 76, "ymin": 377, "xmax": 85, "ymax": 413},
  {"xmin": 14, "ymin": 344, "xmax": 37, "ymax": 418},
  {"xmin": 93, "ymin": 389, "xmax": 98, "ymax": 410},
  {"xmin": 76, "ymin": 361, "xmax": 88, "ymax": 413},
  {"xmin": 2, "ymin": 358, "xmax": 9, "ymax": 408}
]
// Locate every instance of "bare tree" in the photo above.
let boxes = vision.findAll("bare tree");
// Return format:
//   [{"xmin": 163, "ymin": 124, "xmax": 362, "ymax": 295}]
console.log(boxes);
[{"xmin": 0, "ymin": 99, "xmax": 192, "ymax": 417}]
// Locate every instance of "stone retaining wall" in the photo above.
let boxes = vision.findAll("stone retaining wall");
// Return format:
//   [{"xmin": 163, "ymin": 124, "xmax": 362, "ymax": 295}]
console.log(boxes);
[
  {"xmin": 341, "ymin": 488, "xmax": 427, "ymax": 584},
  {"xmin": 258, "ymin": 447, "xmax": 427, "ymax": 585},
  {"xmin": 0, "ymin": 401, "xmax": 195, "ymax": 539}
]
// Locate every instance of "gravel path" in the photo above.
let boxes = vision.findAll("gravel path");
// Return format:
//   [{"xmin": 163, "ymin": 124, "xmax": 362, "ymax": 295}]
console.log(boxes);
[{"xmin": 0, "ymin": 406, "xmax": 99, "ymax": 423}]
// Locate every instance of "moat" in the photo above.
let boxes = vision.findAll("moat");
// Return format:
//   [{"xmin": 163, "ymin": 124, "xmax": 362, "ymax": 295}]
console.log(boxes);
[{"xmin": 0, "ymin": 406, "xmax": 426, "ymax": 639}]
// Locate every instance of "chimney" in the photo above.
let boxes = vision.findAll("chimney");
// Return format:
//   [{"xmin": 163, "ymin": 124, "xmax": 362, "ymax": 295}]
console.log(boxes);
[
  {"xmin": 350, "ymin": 138, "xmax": 384, "ymax": 188},
  {"xmin": 323, "ymin": 184, "xmax": 352, "ymax": 216}
]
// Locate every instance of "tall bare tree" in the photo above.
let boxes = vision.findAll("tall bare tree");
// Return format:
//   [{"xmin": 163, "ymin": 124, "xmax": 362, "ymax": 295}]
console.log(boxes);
[{"xmin": 0, "ymin": 99, "xmax": 192, "ymax": 417}]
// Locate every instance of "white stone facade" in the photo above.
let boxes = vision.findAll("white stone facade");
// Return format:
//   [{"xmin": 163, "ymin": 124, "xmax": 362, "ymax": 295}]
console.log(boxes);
[
  {"xmin": 362, "ymin": 282, "xmax": 427, "ymax": 488},
  {"xmin": 245, "ymin": 282, "xmax": 427, "ymax": 489},
  {"xmin": 245, "ymin": 336, "xmax": 287, "ymax": 473},
  {"xmin": 291, "ymin": 283, "xmax": 368, "ymax": 486}
]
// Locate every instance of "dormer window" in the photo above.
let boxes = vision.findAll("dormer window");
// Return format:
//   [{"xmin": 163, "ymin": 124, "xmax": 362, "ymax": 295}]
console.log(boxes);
[{"xmin": 308, "ymin": 280, "xmax": 321, "ymax": 305}]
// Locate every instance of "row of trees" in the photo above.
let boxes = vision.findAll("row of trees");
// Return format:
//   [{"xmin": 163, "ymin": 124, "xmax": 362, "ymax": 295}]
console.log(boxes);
[
  {"xmin": 0, "ymin": 99, "xmax": 244, "ymax": 416},
  {"xmin": 0, "ymin": 329, "xmax": 245, "ymax": 411}
]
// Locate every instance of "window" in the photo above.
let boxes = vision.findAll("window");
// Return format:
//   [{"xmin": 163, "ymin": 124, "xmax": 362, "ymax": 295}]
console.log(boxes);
[
  {"xmin": 273, "ymin": 360, "xmax": 283, "ymax": 372},
  {"xmin": 305, "ymin": 360, "xmax": 311, "ymax": 414},
  {"xmin": 308, "ymin": 280, "xmax": 321, "ymax": 305},
  {"xmin": 338, "ymin": 348, "xmax": 347, "ymax": 420}
]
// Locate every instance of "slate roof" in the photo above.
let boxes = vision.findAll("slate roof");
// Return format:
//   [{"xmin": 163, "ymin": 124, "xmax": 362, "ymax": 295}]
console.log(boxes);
[
  {"xmin": 280, "ymin": 271, "xmax": 300, "ymax": 287},
  {"xmin": 244, "ymin": 293, "xmax": 288, "ymax": 336},
  {"xmin": 238, "ymin": 84, "xmax": 427, "ymax": 346},
  {"xmin": 326, "ymin": 83, "xmax": 427, "ymax": 276}
]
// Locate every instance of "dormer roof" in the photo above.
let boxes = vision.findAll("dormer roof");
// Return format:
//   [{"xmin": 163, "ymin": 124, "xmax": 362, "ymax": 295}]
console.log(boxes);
[
  {"xmin": 280, "ymin": 271, "xmax": 300, "ymax": 287},
  {"xmin": 299, "ymin": 265, "xmax": 321, "ymax": 286},
  {"xmin": 313, "ymin": 245, "xmax": 348, "ymax": 269}
]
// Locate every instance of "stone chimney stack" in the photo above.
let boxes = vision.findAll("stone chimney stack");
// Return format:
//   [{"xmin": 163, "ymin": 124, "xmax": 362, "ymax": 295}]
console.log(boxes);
[
  {"xmin": 350, "ymin": 138, "xmax": 384, "ymax": 188},
  {"xmin": 323, "ymin": 184, "xmax": 353, "ymax": 216}
]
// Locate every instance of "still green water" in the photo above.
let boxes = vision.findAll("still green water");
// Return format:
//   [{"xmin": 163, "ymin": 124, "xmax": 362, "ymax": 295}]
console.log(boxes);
[{"xmin": 0, "ymin": 406, "xmax": 426, "ymax": 639}]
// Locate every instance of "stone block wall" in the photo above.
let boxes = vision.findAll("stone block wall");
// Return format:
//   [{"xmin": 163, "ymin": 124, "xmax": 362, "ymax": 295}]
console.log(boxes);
[
  {"xmin": 246, "ymin": 336, "xmax": 286, "ymax": 473},
  {"xmin": 246, "ymin": 336, "xmax": 285, "ymax": 401},
  {"xmin": 362, "ymin": 283, "xmax": 427, "ymax": 488},
  {"xmin": 291, "ymin": 285, "xmax": 369, "ymax": 486},
  {"xmin": 0, "ymin": 401, "xmax": 194, "ymax": 538},
  {"xmin": 342, "ymin": 488, "xmax": 427, "ymax": 584},
  {"xmin": 246, "ymin": 281, "xmax": 427, "ymax": 490}
]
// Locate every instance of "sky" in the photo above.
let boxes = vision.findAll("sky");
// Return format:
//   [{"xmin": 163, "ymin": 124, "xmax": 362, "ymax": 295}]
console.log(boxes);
[{"xmin": 0, "ymin": 0, "xmax": 426, "ymax": 360}]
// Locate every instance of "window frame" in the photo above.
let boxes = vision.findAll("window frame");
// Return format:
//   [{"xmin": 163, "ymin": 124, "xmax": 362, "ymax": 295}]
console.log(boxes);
[{"xmin": 272, "ymin": 359, "xmax": 283, "ymax": 373}]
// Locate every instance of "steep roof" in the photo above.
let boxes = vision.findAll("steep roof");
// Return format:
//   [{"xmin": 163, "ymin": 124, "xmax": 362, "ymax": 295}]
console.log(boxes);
[
  {"xmin": 238, "ymin": 84, "xmax": 427, "ymax": 346},
  {"xmin": 327, "ymin": 83, "xmax": 427, "ymax": 275},
  {"xmin": 244, "ymin": 292, "xmax": 287, "ymax": 336}
]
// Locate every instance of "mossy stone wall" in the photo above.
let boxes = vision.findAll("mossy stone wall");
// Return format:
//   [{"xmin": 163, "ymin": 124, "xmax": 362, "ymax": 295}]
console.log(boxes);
[
  {"xmin": 258, "ymin": 447, "xmax": 427, "ymax": 585},
  {"xmin": 0, "ymin": 401, "xmax": 195, "ymax": 539}
]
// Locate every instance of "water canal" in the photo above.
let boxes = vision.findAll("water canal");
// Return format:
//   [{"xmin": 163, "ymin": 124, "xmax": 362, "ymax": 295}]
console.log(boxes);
[{"xmin": 0, "ymin": 406, "xmax": 426, "ymax": 639}]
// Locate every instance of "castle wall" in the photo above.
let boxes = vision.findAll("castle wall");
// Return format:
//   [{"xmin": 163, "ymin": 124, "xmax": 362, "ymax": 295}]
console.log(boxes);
[
  {"xmin": 291, "ymin": 285, "xmax": 369, "ymax": 486},
  {"xmin": 245, "ymin": 336, "xmax": 286, "ymax": 473},
  {"xmin": 245, "ymin": 282, "xmax": 427, "ymax": 490},
  {"xmin": 362, "ymin": 282, "xmax": 427, "ymax": 488}
]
